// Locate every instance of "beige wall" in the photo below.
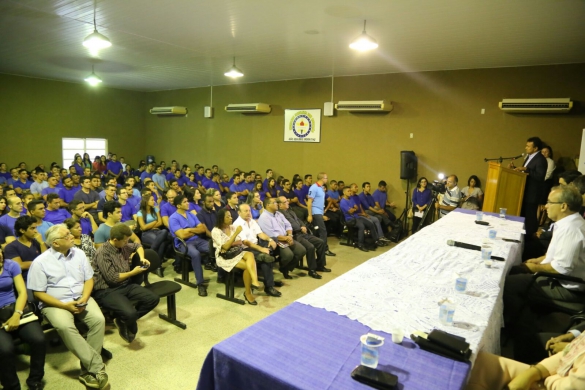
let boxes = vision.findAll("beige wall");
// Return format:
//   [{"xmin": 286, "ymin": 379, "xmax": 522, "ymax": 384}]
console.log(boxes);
[
  {"xmin": 144, "ymin": 63, "xmax": 585, "ymax": 212},
  {"xmin": 0, "ymin": 74, "xmax": 145, "ymax": 169}
]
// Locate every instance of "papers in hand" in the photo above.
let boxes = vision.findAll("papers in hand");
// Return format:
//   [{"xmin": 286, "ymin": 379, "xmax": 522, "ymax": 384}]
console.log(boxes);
[{"xmin": 414, "ymin": 211, "xmax": 424, "ymax": 218}]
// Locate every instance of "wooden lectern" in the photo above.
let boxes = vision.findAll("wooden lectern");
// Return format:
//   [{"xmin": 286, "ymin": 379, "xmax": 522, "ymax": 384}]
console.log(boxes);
[{"xmin": 482, "ymin": 162, "xmax": 526, "ymax": 216}]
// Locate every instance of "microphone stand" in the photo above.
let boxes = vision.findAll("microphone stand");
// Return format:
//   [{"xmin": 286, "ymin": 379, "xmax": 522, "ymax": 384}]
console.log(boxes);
[{"xmin": 484, "ymin": 156, "xmax": 522, "ymax": 163}]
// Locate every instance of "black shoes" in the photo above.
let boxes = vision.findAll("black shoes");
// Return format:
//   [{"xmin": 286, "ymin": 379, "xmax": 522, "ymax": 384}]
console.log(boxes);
[
  {"xmin": 173, "ymin": 265, "xmax": 181, "ymax": 274},
  {"xmin": 274, "ymin": 280, "xmax": 284, "ymax": 287},
  {"xmin": 316, "ymin": 266, "xmax": 331, "ymax": 272},
  {"xmin": 325, "ymin": 250, "xmax": 336, "ymax": 256},
  {"xmin": 101, "ymin": 347, "xmax": 113, "ymax": 360},
  {"xmin": 308, "ymin": 270, "xmax": 322, "ymax": 279},
  {"xmin": 279, "ymin": 267, "xmax": 293, "ymax": 279},
  {"xmin": 204, "ymin": 262, "xmax": 218, "ymax": 272},
  {"xmin": 357, "ymin": 245, "xmax": 369, "ymax": 252},
  {"xmin": 27, "ymin": 382, "xmax": 44, "ymax": 390},
  {"xmin": 244, "ymin": 293, "xmax": 258, "ymax": 305},
  {"xmin": 376, "ymin": 240, "xmax": 388, "ymax": 247},
  {"xmin": 198, "ymin": 284, "xmax": 208, "ymax": 297},
  {"xmin": 114, "ymin": 318, "xmax": 135, "ymax": 343},
  {"xmin": 264, "ymin": 286, "xmax": 282, "ymax": 297}
]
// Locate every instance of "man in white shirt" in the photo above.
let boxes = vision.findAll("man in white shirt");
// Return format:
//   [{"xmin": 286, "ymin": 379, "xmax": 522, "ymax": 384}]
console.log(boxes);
[
  {"xmin": 436, "ymin": 175, "xmax": 462, "ymax": 217},
  {"xmin": 504, "ymin": 185, "xmax": 585, "ymax": 362},
  {"xmin": 233, "ymin": 204, "xmax": 282, "ymax": 297}
]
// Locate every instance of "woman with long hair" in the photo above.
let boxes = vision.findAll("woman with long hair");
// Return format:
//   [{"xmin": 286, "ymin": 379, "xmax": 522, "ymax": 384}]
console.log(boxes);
[
  {"xmin": 184, "ymin": 187, "xmax": 202, "ymax": 214},
  {"xmin": 82, "ymin": 153, "xmax": 92, "ymax": 169},
  {"xmin": 461, "ymin": 175, "xmax": 484, "ymax": 210},
  {"xmin": 411, "ymin": 177, "xmax": 432, "ymax": 234},
  {"xmin": 73, "ymin": 155, "xmax": 84, "ymax": 176},
  {"xmin": 265, "ymin": 178, "xmax": 278, "ymax": 199},
  {"xmin": 254, "ymin": 181, "xmax": 266, "ymax": 201},
  {"xmin": 246, "ymin": 191, "xmax": 264, "ymax": 220},
  {"xmin": 0, "ymin": 196, "xmax": 8, "ymax": 217},
  {"xmin": 212, "ymin": 209, "xmax": 260, "ymax": 305},
  {"xmin": 137, "ymin": 195, "xmax": 169, "ymax": 261}
]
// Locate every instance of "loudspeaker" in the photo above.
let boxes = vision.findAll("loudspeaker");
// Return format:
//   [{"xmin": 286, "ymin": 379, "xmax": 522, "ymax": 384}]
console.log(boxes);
[
  {"xmin": 146, "ymin": 155, "xmax": 156, "ymax": 165},
  {"xmin": 324, "ymin": 102, "xmax": 334, "ymax": 117},
  {"xmin": 400, "ymin": 151, "xmax": 417, "ymax": 180}
]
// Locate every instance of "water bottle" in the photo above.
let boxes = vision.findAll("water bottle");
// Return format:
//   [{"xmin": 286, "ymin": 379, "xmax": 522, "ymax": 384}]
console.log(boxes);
[{"xmin": 439, "ymin": 300, "xmax": 455, "ymax": 325}]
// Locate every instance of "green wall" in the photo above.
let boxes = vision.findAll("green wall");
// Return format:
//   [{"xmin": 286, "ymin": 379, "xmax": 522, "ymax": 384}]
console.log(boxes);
[{"xmin": 0, "ymin": 74, "xmax": 145, "ymax": 168}]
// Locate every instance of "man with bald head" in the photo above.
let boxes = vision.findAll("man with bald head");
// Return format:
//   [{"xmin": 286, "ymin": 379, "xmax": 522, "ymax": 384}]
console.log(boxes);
[
  {"xmin": 279, "ymin": 196, "xmax": 329, "ymax": 277},
  {"xmin": 233, "ymin": 203, "xmax": 283, "ymax": 297}
]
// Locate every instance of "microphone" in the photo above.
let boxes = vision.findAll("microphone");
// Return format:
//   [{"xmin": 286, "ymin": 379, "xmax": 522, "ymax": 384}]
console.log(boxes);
[
  {"xmin": 512, "ymin": 153, "xmax": 526, "ymax": 160},
  {"xmin": 446, "ymin": 240, "xmax": 505, "ymax": 261}
]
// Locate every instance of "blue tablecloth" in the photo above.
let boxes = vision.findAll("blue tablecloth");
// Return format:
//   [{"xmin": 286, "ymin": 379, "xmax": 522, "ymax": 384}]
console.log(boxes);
[
  {"xmin": 454, "ymin": 208, "xmax": 524, "ymax": 223},
  {"xmin": 197, "ymin": 303, "xmax": 470, "ymax": 390}
]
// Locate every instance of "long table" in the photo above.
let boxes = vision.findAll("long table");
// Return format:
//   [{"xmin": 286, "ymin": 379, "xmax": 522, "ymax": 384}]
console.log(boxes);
[{"xmin": 197, "ymin": 209, "xmax": 524, "ymax": 390}]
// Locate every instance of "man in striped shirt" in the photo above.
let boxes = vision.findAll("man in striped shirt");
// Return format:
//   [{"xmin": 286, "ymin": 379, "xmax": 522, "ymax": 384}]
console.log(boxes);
[{"xmin": 436, "ymin": 175, "xmax": 462, "ymax": 217}]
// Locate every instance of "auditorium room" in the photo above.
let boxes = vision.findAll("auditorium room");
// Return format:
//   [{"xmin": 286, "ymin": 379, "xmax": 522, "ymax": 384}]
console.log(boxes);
[{"xmin": 1, "ymin": 1, "xmax": 585, "ymax": 389}]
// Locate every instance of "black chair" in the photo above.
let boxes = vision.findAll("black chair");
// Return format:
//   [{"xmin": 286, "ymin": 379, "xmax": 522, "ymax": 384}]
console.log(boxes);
[
  {"xmin": 531, "ymin": 272, "xmax": 585, "ymax": 315},
  {"xmin": 211, "ymin": 240, "xmax": 244, "ymax": 305},
  {"xmin": 143, "ymin": 253, "xmax": 186, "ymax": 329},
  {"xmin": 172, "ymin": 237, "xmax": 209, "ymax": 289}
]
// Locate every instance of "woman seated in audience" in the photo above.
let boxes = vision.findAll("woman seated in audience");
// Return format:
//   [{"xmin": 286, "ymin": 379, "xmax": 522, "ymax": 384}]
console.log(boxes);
[
  {"xmin": 184, "ymin": 188, "xmax": 203, "ymax": 214},
  {"xmin": 253, "ymin": 181, "xmax": 266, "ymax": 201},
  {"xmin": 411, "ymin": 177, "xmax": 431, "ymax": 233},
  {"xmin": 466, "ymin": 335, "xmax": 585, "ymax": 390},
  {"xmin": 73, "ymin": 154, "xmax": 84, "ymax": 176},
  {"xmin": 0, "ymin": 196, "xmax": 7, "ymax": 217},
  {"xmin": 0, "ymin": 250, "xmax": 46, "ymax": 390},
  {"xmin": 82, "ymin": 153, "xmax": 92, "ymax": 169},
  {"xmin": 136, "ymin": 194, "xmax": 169, "ymax": 261},
  {"xmin": 461, "ymin": 175, "xmax": 483, "ymax": 210},
  {"xmin": 265, "ymin": 178, "xmax": 278, "ymax": 199},
  {"xmin": 144, "ymin": 179, "xmax": 161, "ymax": 205},
  {"xmin": 186, "ymin": 172, "xmax": 198, "ymax": 188},
  {"xmin": 246, "ymin": 191, "xmax": 264, "ymax": 220},
  {"xmin": 122, "ymin": 163, "xmax": 133, "ymax": 181},
  {"xmin": 206, "ymin": 189, "xmax": 225, "ymax": 210},
  {"xmin": 65, "ymin": 218, "xmax": 96, "ymax": 262},
  {"xmin": 211, "ymin": 209, "xmax": 260, "ymax": 305}
]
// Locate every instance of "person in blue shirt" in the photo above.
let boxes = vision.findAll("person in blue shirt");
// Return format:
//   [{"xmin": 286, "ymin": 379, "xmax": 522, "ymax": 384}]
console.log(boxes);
[
  {"xmin": 106, "ymin": 153, "xmax": 123, "ymax": 182},
  {"xmin": 359, "ymin": 182, "xmax": 395, "ymax": 235},
  {"xmin": 229, "ymin": 174, "xmax": 249, "ymax": 202},
  {"xmin": 44, "ymin": 194, "xmax": 72, "ymax": 225},
  {"xmin": 168, "ymin": 195, "xmax": 209, "ymax": 297},
  {"xmin": 12, "ymin": 169, "xmax": 31, "ymax": 196},
  {"xmin": 372, "ymin": 181, "xmax": 398, "ymax": 223},
  {"xmin": 28, "ymin": 199, "xmax": 53, "ymax": 241},
  {"xmin": 140, "ymin": 163, "xmax": 154, "ymax": 184},
  {"xmin": 307, "ymin": 172, "xmax": 335, "ymax": 256},
  {"xmin": 151, "ymin": 165, "xmax": 167, "ymax": 192},
  {"xmin": 340, "ymin": 187, "xmax": 384, "ymax": 251}
]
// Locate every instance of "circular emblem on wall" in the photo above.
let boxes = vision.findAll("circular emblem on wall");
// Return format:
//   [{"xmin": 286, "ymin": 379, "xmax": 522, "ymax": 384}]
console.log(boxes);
[{"xmin": 289, "ymin": 112, "xmax": 314, "ymax": 138}]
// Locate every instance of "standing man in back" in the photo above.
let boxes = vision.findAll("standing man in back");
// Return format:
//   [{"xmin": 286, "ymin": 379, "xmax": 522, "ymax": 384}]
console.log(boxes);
[{"xmin": 307, "ymin": 172, "xmax": 335, "ymax": 257}]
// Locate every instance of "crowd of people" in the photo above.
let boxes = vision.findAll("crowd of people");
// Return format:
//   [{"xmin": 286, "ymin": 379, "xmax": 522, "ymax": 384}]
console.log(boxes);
[{"xmin": 0, "ymin": 153, "xmax": 402, "ymax": 389}]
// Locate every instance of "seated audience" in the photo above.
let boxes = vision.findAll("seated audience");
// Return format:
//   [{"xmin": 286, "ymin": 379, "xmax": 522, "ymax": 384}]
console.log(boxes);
[
  {"xmin": 94, "ymin": 202, "xmax": 141, "ymax": 247},
  {"xmin": 106, "ymin": 153, "xmax": 123, "ymax": 183},
  {"xmin": 206, "ymin": 188, "xmax": 225, "ymax": 210},
  {"xmin": 44, "ymin": 193, "xmax": 71, "ymax": 224},
  {"xmin": 293, "ymin": 179, "xmax": 309, "ymax": 216},
  {"xmin": 28, "ymin": 199, "xmax": 53, "ymax": 241},
  {"xmin": 151, "ymin": 165, "xmax": 166, "ymax": 191},
  {"xmin": 225, "ymin": 192, "xmax": 240, "ymax": 222},
  {"xmin": 0, "ymin": 196, "xmax": 7, "ymax": 217},
  {"xmin": 437, "ymin": 174, "xmax": 462, "ymax": 217},
  {"xmin": 212, "ymin": 209, "xmax": 261, "ymax": 305},
  {"xmin": 460, "ymin": 175, "xmax": 484, "ymax": 210},
  {"xmin": 279, "ymin": 196, "xmax": 328, "ymax": 277},
  {"xmin": 92, "ymin": 223, "xmax": 159, "ymax": 343},
  {"xmin": 253, "ymin": 181, "xmax": 265, "ymax": 201},
  {"xmin": 168, "ymin": 195, "xmax": 209, "ymax": 296},
  {"xmin": 137, "ymin": 194, "xmax": 169, "ymax": 261},
  {"xmin": 5, "ymin": 216, "xmax": 46, "ymax": 280},
  {"xmin": 30, "ymin": 170, "xmax": 48, "ymax": 199},
  {"xmin": 258, "ymin": 197, "xmax": 306, "ymax": 279},
  {"xmin": 340, "ymin": 187, "xmax": 383, "ymax": 251},
  {"xmin": 372, "ymin": 180, "xmax": 398, "ymax": 222},
  {"xmin": 232, "ymin": 203, "xmax": 281, "ymax": 297},
  {"xmin": 359, "ymin": 182, "xmax": 394, "ymax": 234},
  {"xmin": 0, "ymin": 250, "xmax": 46, "ymax": 390},
  {"xmin": 73, "ymin": 176, "xmax": 100, "ymax": 212},
  {"xmin": 281, "ymin": 179, "xmax": 306, "ymax": 220},
  {"xmin": 97, "ymin": 184, "xmax": 117, "ymax": 222},
  {"xmin": 0, "ymin": 196, "xmax": 24, "ymax": 233},
  {"xmin": 28, "ymin": 224, "xmax": 109, "ymax": 389},
  {"xmin": 116, "ymin": 187, "xmax": 136, "ymax": 222},
  {"xmin": 558, "ymin": 170, "xmax": 582, "ymax": 186},
  {"xmin": 0, "ymin": 223, "xmax": 15, "ymax": 251},
  {"xmin": 140, "ymin": 162, "xmax": 154, "ymax": 184},
  {"xmin": 160, "ymin": 189, "xmax": 177, "ymax": 229},
  {"xmin": 20, "ymin": 192, "xmax": 34, "ymax": 216},
  {"xmin": 58, "ymin": 177, "xmax": 77, "ymax": 207},
  {"xmin": 12, "ymin": 169, "xmax": 31, "ymax": 196},
  {"xmin": 41, "ymin": 174, "xmax": 60, "ymax": 201},
  {"xmin": 65, "ymin": 218, "xmax": 96, "ymax": 262},
  {"xmin": 68, "ymin": 200, "xmax": 98, "ymax": 236},
  {"xmin": 504, "ymin": 185, "xmax": 585, "ymax": 363},
  {"xmin": 229, "ymin": 174, "xmax": 248, "ymax": 202},
  {"xmin": 349, "ymin": 183, "xmax": 389, "ymax": 245},
  {"xmin": 246, "ymin": 191, "xmax": 264, "ymax": 219}
]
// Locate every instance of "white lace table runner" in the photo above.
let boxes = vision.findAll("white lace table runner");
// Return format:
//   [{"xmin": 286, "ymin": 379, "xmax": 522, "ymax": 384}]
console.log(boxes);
[{"xmin": 297, "ymin": 211, "xmax": 523, "ymax": 357}]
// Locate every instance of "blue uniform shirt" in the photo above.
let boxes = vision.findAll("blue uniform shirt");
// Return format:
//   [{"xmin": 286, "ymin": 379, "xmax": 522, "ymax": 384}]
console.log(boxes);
[{"xmin": 307, "ymin": 183, "xmax": 325, "ymax": 215}]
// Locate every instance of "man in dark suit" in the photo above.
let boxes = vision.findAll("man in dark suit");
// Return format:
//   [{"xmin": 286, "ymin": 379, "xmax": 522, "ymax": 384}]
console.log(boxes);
[{"xmin": 510, "ymin": 136, "xmax": 547, "ymax": 236}]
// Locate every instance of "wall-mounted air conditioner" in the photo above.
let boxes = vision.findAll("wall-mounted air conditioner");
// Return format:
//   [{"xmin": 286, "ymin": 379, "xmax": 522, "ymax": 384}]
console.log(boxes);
[
  {"xmin": 224, "ymin": 103, "xmax": 271, "ymax": 114},
  {"xmin": 498, "ymin": 98, "xmax": 573, "ymax": 114},
  {"xmin": 334, "ymin": 100, "xmax": 392, "ymax": 112},
  {"xmin": 149, "ymin": 107, "xmax": 188, "ymax": 115}
]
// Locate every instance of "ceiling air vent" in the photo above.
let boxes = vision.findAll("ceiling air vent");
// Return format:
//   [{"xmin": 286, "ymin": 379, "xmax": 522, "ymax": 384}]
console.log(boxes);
[
  {"xmin": 335, "ymin": 100, "xmax": 392, "ymax": 112},
  {"xmin": 498, "ymin": 98, "xmax": 573, "ymax": 114}
]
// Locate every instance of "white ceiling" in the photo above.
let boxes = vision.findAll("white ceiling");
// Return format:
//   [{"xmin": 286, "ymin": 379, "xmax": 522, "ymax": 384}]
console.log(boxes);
[{"xmin": 1, "ymin": 0, "xmax": 584, "ymax": 92}]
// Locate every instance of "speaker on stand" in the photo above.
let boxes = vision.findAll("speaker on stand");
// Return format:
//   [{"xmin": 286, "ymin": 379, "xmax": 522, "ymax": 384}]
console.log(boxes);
[{"xmin": 400, "ymin": 151, "xmax": 417, "ymax": 235}]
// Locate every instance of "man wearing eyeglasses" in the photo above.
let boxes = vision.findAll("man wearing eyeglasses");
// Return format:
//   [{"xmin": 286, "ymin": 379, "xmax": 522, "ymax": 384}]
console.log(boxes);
[
  {"xmin": 504, "ymin": 185, "xmax": 585, "ymax": 363},
  {"xmin": 68, "ymin": 200, "xmax": 98, "ymax": 235},
  {"xmin": 28, "ymin": 224, "xmax": 109, "ymax": 389}
]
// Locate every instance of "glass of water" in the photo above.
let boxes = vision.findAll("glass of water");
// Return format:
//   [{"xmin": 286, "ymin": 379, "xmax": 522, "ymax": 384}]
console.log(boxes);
[{"xmin": 499, "ymin": 208, "xmax": 507, "ymax": 219}]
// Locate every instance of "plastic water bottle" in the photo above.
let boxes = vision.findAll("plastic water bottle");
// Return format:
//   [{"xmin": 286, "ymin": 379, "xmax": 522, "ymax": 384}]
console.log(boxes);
[{"xmin": 439, "ymin": 300, "xmax": 455, "ymax": 325}]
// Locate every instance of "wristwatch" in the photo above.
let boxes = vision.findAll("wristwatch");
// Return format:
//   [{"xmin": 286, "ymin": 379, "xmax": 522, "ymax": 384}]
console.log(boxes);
[{"xmin": 15, "ymin": 310, "xmax": 23, "ymax": 317}]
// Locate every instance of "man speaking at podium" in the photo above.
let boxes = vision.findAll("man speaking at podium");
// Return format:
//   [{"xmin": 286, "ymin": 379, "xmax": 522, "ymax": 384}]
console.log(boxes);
[{"xmin": 510, "ymin": 136, "xmax": 547, "ymax": 236}]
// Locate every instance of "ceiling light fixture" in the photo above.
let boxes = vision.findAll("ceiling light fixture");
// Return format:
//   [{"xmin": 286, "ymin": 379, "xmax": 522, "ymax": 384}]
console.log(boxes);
[
  {"xmin": 224, "ymin": 57, "xmax": 244, "ymax": 78},
  {"xmin": 84, "ymin": 65, "xmax": 102, "ymax": 86},
  {"xmin": 83, "ymin": 0, "xmax": 111, "ymax": 51},
  {"xmin": 349, "ymin": 20, "xmax": 378, "ymax": 51}
]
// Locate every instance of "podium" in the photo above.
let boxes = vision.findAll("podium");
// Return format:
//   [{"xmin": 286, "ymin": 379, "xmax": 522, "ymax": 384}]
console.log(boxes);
[{"xmin": 482, "ymin": 162, "xmax": 526, "ymax": 216}]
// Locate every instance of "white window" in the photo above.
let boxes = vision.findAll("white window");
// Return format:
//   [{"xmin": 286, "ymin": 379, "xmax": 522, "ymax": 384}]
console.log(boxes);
[{"xmin": 62, "ymin": 138, "xmax": 107, "ymax": 169}]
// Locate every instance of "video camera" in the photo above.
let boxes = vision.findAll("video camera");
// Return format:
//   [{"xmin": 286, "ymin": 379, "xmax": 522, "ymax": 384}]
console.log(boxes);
[{"xmin": 429, "ymin": 180, "xmax": 446, "ymax": 194}]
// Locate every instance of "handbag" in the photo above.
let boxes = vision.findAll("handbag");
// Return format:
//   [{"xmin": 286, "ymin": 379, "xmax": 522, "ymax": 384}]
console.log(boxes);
[
  {"xmin": 222, "ymin": 245, "xmax": 243, "ymax": 260},
  {"xmin": 407, "ymin": 208, "xmax": 414, "ymax": 219}
]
